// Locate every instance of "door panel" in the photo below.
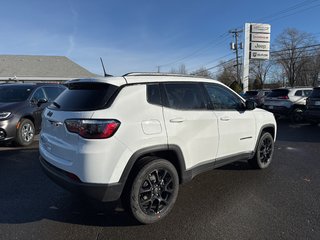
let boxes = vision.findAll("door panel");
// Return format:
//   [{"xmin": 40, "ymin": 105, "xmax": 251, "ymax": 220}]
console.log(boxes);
[{"xmin": 162, "ymin": 83, "xmax": 219, "ymax": 169}]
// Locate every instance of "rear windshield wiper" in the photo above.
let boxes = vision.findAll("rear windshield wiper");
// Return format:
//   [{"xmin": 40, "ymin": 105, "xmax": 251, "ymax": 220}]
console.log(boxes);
[{"xmin": 53, "ymin": 102, "xmax": 61, "ymax": 109}]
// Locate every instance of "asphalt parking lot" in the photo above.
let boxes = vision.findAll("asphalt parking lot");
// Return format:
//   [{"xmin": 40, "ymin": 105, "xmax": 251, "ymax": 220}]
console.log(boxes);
[{"xmin": 0, "ymin": 120, "xmax": 319, "ymax": 240}]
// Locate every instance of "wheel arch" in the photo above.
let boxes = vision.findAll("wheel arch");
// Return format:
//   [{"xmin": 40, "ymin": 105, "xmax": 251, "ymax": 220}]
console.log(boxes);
[
  {"xmin": 253, "ymin": 124, "xmax": 276, "ymax": 154},
  {"xmin": 120, "ymin": 145, "xmax": 187, "ymax": 190}
]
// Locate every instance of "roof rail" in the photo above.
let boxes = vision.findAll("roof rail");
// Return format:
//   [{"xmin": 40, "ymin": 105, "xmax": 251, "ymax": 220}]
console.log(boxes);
[{"xmin": 122, "ymin": 72, "xmax": 206, "ymax": 78}]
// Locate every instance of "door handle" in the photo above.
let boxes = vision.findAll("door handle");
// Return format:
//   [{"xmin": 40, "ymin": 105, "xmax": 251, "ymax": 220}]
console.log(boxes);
[
  {"xmin": 170, "ymin": 117, "xmax": 185, "ymax": 123},
  {"xmin": 220, "ymin": 116, "xmax": 231, "ymax": 121}
]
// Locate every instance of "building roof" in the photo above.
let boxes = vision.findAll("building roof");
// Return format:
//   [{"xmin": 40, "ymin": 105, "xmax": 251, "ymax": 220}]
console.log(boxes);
[{"xmin": 0, "ymin": 55, "xmax": 98, "ymax": 81}]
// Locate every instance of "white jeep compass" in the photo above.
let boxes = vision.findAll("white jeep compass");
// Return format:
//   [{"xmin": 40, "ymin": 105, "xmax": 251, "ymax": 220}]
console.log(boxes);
[{"xmin": 39, "ymin": 73, "xmax": 277, "ymax": 224}]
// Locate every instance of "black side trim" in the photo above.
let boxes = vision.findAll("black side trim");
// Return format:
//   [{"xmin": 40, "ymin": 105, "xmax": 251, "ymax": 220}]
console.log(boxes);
[{"xmin": 183, "ymin": 152, "xmax": 253, "ymax": 182}]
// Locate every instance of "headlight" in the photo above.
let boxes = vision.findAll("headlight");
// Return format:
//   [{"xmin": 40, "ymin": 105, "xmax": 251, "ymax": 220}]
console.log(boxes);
[{"xmin": 0, "ymin": 112, "xmax": 11, "ymax": 119}]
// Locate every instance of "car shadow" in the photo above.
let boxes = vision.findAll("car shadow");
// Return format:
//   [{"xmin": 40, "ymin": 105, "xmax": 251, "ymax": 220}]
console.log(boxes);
[{"xmin": 0, "ymin": 147, "xmax": 139, "ymax": 227}]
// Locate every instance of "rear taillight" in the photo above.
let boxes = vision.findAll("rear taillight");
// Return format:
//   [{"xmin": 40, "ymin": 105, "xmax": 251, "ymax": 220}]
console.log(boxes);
[
  {"xmin": 278, "ymin": 95, "xmax": 289, "ymax": 99},
  {"xmin": 65, "ymin": 119, "xmax": 120, "ymax": 139}
]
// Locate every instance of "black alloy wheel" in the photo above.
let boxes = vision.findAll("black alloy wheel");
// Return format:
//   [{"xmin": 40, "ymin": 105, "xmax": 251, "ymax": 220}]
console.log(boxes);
[
  {"xmin": 128, "ymin": 158, "xmax": 179, "ymax": 224},
  {"xmin": 249, "ymin": 132, "xmax": 274, "ymax": 169}
]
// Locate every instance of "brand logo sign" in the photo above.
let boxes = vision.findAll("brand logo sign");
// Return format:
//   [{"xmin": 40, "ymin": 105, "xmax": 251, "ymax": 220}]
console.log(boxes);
[
  {"xmin": 250, "ymin": 51, "xmax": 270, "ymax": 60},
  {"xmin": 251, "ymin": 42, "xmax": 270, "ymax": 51},
  {"xmin": 251, "ymin": 33, "xmax": 270, "ymax": 42},
  {"xmin": 47, "ymin": 111, "xmax": 53, "ymax": 117},
  {"xmin": 251, "ymin": 24, "xmax": 271, "ymax": 34}
]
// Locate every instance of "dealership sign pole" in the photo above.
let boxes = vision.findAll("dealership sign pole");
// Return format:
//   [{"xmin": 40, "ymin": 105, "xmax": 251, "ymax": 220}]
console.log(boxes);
[{"xmin": 242, "ymin": 23, "xmax": 271, "ymax": 92}]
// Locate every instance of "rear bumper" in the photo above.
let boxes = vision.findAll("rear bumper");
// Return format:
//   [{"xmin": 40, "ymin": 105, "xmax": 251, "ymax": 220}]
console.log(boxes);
[
  {"xmin": 263, "ymin": 105, "xmax": 291, "ymax": 115},
  {"xmin": 39, "ymin": 156, "xmax": 123, "ymax": 202}
]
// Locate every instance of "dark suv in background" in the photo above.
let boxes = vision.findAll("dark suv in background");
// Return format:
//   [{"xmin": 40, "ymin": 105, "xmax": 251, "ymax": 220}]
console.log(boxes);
[
  {"xmin": 304, "ymin": 87, "xmax": 320, "ymax": 125},
  {"xmin": 243, "ymin": 90, "xmax": 271, "ymax": 107},
  {"xmin": 0, "ymin": 83, "xmax": 65, "ymax": 146}
]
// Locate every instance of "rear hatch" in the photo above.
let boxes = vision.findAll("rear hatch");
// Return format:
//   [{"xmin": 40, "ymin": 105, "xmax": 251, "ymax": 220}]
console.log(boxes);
[
  {"xmin": 264, "ymin": 89, "xmax": 290, "ymax": 109},
  {"xmin": 40, "ymin": 80, "xmax": 120, "ymax": 162},
  {"xmin": 307, "ymin": 88, "xmax": 320, "ymax": 110}
]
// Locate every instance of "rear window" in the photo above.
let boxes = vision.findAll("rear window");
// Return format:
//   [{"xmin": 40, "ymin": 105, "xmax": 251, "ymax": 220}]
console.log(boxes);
[
  {"xmin": 309, "ymin": 88, "xmax": 320, "ymax": 98},
  {"xmin": 267, "ymin": 89, "xmax": 289, "ymax": 98},
  {"xmin": 49, "ymin": 82, "xmax": 118, "ymax": 111},
  {"xmin": 244, "ymin": 91, "xmax": 258, "ymax": 96}
]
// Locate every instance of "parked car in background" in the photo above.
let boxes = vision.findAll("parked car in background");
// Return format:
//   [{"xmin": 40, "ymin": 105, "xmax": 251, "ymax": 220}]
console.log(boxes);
[
  {"xmin": 0, "ymin": 83, "xmax": 65, "ymax": 146},
  {"xmin": 263, "ymin": 87, "xmax": 313, "ymax": 122},
  {"xmin": 243, "ymin": 90, "xmax": 271, "ymax": 107},
  {"xmin": 304, "ymin": 87, "xmax": 320, "ymax": 125}
]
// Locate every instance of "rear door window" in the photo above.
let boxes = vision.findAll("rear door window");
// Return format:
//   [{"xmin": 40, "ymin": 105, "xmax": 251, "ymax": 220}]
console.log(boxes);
[
  {"xmin": 50, "ymin": 82, "xmax": 118, "ymax": 111},
  {"xmin": 162, "ymin": 83, "xmax": 207, "ymax": 110}
]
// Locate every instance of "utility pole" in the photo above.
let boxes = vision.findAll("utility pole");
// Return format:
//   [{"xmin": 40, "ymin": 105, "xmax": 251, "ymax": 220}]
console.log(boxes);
[{"xmin": 229, "ymin": 29, "xmax": 243, "ymax": 84}]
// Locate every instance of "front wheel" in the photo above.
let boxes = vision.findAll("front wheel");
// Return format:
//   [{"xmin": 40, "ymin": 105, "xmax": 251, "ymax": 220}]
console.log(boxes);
[
  {"xmin": 248, "ymin": 132, "xmax": 274, "ymax": 169},
  {"xmin": 15, "ymin": 119, "xmax": 35, "ymax": 146},
  {"xmin": 290, "ymin": 107, "xmax": 304, "ymax": 123},
  {"xmin": 128, "ymin": 159, "xmax": 179, "ymax": 224}
]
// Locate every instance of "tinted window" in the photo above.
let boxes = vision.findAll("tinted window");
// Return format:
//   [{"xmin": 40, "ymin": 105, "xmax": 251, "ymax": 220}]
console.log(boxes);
[
  {"xmin": 163, "ymin": 83, "xmax": 206, "ymax": 110},
  {"xmin": 244, "ymin": 91, "xmax": 258, "ymax": 96},
  {"xmin": 0, "ymin": 85, "xmax": 35, "ymax": 102},
  {"xmin": 147, "ymin": 84, "xmax": 161, "ymax": 106},
  {"xmin": 43, "ymin": 86, "xmax": 65, "ymax": 101},
  {"xmin": 32, "ymin": 88, "xmax": 46, "ymax": 101},
  {"xmin": 267, "ymin": 89, "xmax": 289, "ymax": 98},
  {"xmin": 295, "ymin": 90, "xmax": 302, "ymax": 96},
  {"xmin": 309, "ymin": 88, "xmax": 320, "ymax": 98},
  {"xmin": 50, "ymin": 82, "xmax": 118, "ymax": 111},
  {"xmin": 304, "ymin": 90, "xmax": 312, "ymax": 97},
  {"xmin": 204, "ymin": 83, "xmax": 243, "ymax": 110}
]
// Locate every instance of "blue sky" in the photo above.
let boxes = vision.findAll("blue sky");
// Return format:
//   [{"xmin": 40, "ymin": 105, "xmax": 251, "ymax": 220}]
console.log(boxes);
[{"xmin": 0, "ymin": 0, "xmax": 320, "ymax": 76}]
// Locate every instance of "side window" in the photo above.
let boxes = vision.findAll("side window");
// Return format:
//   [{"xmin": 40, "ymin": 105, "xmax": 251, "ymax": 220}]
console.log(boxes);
[
  {"xmin": 295, "ymin": 90, "xmax": 302, "ymax": 96},
  {"xmin": 147, "ymin": 84, "xmax": 161, "ymax": 106},
  {"xmin": 303, "ymin": 90, "xmax": 312, "ymax": 97},
  {"xmin": 163, "ymin": 83, "xmax": 206, "ymax": 110},
  {"xmin": 43, "ymin": 86, "xmax": 65, "ymax": 102},
  {"xmin": 32, "ymin": 88, "xmax": 45, "ymax": 101},
  {"xmin": 204, "ymin": 83, "xmax": 243, "ymax": 110}
]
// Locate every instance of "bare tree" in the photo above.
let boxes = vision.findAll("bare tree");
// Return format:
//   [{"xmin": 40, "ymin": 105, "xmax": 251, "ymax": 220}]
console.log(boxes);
[
  {"xmin": 249, "ymin": 60, "xmax": 273, "ymax": 89},
  {"xmin": 216, "ymin": 60, "xmax": 237, "ymax": 86},
  {"xmin": 273, "ymin": 28, "xmax": 316, "ymax": 87},
  {"xmin": 170, "ymin": 64, "xmax": 187, "ymax": 74},
  {"xmin": 191, "ymin": 67, "xmax": 213, "ymax": 78}
]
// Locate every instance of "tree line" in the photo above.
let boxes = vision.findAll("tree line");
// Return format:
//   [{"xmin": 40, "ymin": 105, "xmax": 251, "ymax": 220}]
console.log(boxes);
[{"xmin": 170, "ymin": 28, "xmax": 320, "ymax": 90}]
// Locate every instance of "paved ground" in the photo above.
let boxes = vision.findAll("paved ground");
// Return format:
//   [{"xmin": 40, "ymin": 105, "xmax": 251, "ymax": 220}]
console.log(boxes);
[{"xmin": 0, "ymin": 121, "xmax": 319, "ymax": 240}]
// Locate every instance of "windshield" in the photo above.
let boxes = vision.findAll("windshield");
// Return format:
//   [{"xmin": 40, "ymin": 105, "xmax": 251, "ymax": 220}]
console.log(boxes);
[{"xmin": 0, "ymin": 85, "xmax": 34, "ymax": 103}]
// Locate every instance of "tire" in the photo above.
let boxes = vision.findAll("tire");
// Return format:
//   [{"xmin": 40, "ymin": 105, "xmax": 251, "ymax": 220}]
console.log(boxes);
[
  {"xmin": 126, "ymin": 158, "xmax": 179, "ymax": 224},
  {"xmin": 248, "ymin": 132, "xmax": 274, "ymax": 169},
  {"xmin": 290, "ymin": 107, "xmax": 304, "ymax": 123},
  {"xmin": 15, "ymin": 119, "xmax": 35, "ymax": 146}
]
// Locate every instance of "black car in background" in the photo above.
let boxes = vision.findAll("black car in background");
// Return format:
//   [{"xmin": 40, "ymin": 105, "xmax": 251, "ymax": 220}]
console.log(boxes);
[
  {"xmin": 243, "ymin": 90, "xmax": 271, "ymax": 107},
  {"xmin": 304, "ymin": 87, "xmax": 320, "ymax": 124},
  {"xmin": 0, "ymin": 83, "xmax": 65, "ymax": 146}
]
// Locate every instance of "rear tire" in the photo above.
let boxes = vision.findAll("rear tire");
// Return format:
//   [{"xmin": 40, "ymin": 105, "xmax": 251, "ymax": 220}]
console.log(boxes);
[
  {"xmin": 290, "ymin": 107, "xmax": 304, "ymax": 123},
  {"xmin": 126, "ymin": 158, "xmax": 179, "ymax": 224},
  {"xmin": 15, "ymin": 119, "xmax": 35, "ymax": 146},
  {"xmin": 248, "ymin": 132, "xmax": 274, "ymax": 169}
]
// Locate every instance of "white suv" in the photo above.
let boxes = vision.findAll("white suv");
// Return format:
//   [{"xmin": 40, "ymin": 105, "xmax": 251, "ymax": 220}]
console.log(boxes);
[
  {"xmin": 39, "ymin": 73, "xmax": 277, "ymax": 224},
  {"xmin": 263, "ymin": 87, "xmax": 312, "ymax": 122}
]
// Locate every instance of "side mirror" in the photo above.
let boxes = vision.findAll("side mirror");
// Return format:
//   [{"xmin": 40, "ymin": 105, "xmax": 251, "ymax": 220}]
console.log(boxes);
[
  {"xmin": 36, "ymin": 98, "xmax": 48, "ymax": 107},
  {"xmin": 245, "ymin": 100, "xmax": 256, "ymax": 110}
]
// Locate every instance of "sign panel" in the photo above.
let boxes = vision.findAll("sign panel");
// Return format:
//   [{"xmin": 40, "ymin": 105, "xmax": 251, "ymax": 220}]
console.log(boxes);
[
  {"xmin": 250, "ymin": 42, "xmax": 270, "ymax": 51},
  {"xmin": 250, "ymin": 51, "xmax": 270, "ymax": 60},
  {"xmin": 251, "ymin": 33, "xmax": 270, "ymax": 42},
  {"xmin": 251, "ymin": 24, "xmax": 271, "ymax": 34}
]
